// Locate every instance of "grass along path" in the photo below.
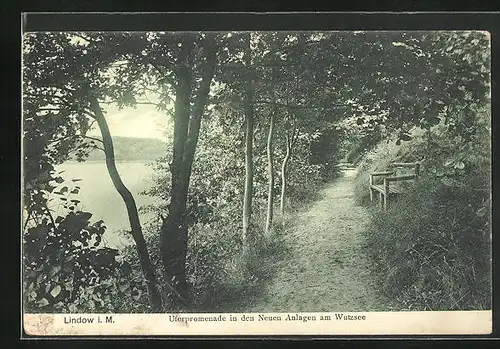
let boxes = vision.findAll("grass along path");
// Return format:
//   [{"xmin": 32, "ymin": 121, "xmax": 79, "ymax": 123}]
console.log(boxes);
[{"xmin": 248, "ymin": 168, "xmax": 393, "ymax": 312}]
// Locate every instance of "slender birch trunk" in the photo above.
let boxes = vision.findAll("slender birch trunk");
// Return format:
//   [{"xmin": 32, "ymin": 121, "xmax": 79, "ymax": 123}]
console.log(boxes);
[
  {"xmin": 265, "ymin": 110, "xmax": 275, "ymax": 234},
  {"xmin": 280, "ymin": 125, "xmax": 299, "ymax": 227},
  {"xmin": 242, "ymin": 33, "xmax": 254, "ymax": 248},
  {"xmin": 280, "ymin": 137, "xmax": 291, "ymax": 220}
]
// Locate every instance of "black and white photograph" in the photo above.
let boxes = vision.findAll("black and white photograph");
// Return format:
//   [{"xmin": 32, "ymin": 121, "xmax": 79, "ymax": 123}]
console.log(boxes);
[{"xmin": 21, "ymin": 28, "xmax": 492, "ymax": 335}]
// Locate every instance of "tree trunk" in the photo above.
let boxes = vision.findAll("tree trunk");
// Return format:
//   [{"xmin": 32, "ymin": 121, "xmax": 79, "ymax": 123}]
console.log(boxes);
[
  {"xmin": 280, "ymin": 139, "xmax": 291, "ymax": 219},
  {"xmin": 242, "ymin": 33, "xmax": 254, "ymax": 248},
  {"xmin": 265, "ymin": 109, "xmax": 275, "ymax": 234},
  {"xmin": 160, "ymin": 39, "xmax": 193, "ymax": 303},
  {"xmin": 280, "ymin": 126, "xmax": 299, "ymax": 225},
  {"xmin": 266, "ymin": 37, "xmax": 278, "ymax": 235},
  {"xmin": 88, "ymin": 96, "xmax": 163, "ymax": 312},
  {"xmin": 160, "ymin": 37, "xmax": 217, "ymax": 304},
  {"xmin": 242, "ymin": 94, "xmax": 254, "ymax": 246}
]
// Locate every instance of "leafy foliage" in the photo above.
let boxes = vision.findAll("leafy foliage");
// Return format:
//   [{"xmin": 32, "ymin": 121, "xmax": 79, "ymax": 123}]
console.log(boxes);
[{"xmin": 23, "ymin": 168, "xmax": 133, "ymax": 313}]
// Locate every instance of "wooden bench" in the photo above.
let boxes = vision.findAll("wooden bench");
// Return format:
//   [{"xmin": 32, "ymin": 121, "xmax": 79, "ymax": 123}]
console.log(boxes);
[{"xmin": 369, "ymin": 162, "xmax": 420, "ymax": 210}]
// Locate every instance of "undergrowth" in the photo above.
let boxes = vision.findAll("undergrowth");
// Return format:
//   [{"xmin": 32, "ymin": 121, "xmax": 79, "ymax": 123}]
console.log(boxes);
[
  {"xmin": 365, "ymin": 179, "xmax": 491, "ymax": 310},
  {"xmin": 353, "ymin": 109, "xmax": 491, "ymax": 310}
]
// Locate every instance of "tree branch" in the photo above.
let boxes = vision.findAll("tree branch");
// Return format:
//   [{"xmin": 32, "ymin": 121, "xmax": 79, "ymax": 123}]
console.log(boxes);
[
  {"xmin": 43, "ymin": 203, "xmax": 57, "ymax": 229},
  {"xmin": 23, "ymin": 210, "xmax": 32, "ymax": 233},
  {"xmin": 149, "ymin": 60, "xmax": 166, "ymax": 76},
  {"xmin": 98, "ymin": 98, "xmax": 163, "ymax": 108},
  {"xmin": 254, "ymin": 99, "xmax": 354, "ymax": 110},
  {"xmin": 88, "ymin": 119, "xmax": 97, "ymax": 131},
  {"xmin": 36, "ymin": 107, "xmax": 62, "ymax": 112},
  {"xmin": 83, "ymin": 136, "xmax": 104, "ymax": 144}
]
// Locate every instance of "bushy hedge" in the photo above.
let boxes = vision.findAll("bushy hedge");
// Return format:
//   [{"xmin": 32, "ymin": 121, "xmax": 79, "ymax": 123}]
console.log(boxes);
[{"xmin": 354, "ymin": 109, "xmax": 491, "ymax": 310}]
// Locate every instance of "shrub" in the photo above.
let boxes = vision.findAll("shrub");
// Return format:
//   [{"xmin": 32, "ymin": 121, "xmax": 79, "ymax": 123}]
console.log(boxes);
[
  {"xmin": 197, "ymin": 222, "xmax": 289, "ymax": 312},
  {"xmin": 22, "ymin": 168, "xmax": 141, "ymax": 314}
]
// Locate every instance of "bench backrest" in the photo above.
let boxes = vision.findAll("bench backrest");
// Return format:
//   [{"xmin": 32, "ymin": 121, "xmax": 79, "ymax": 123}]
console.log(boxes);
[{"xmin": 389, "ymin": 162, "xmax": 420, "ymax": 177}]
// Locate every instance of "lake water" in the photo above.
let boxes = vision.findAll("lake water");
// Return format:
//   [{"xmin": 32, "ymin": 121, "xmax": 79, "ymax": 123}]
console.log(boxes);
[{"xmin": 52, "ymin": 162, "xmax": 161, "ymax": 249}]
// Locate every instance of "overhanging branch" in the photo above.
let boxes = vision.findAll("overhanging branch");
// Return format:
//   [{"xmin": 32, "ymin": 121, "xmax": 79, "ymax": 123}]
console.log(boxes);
[
  {"xmin": 83, "ymin": 136, "xmax": 104, "ymax": 144},
  {"xmin": 254, "ymin": 99, "xmax": 354, "ymax": 110}
]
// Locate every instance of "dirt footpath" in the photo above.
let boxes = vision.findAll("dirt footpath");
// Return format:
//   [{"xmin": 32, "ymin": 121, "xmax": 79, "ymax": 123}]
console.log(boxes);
[{"xmin": 248, "ymin": 169, "xmax": 393, "ymax": 312}]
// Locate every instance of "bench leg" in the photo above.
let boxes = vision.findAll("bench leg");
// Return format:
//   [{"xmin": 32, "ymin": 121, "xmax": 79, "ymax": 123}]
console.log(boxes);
[
  {"xmin": 384, "ymin": 192, "xmax": 388, "ymax": 211},
  {"xmin": 370, "ymin": 188, "xmax": 373, "ymax": 201},
  {"xmin": 379, "ymin": 192, "xmax": 383, "ymax": 209}
]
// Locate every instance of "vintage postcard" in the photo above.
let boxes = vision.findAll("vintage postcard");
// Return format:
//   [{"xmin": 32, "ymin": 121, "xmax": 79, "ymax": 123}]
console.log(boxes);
[{"xmin": 21, "ymin": 27, "xmax": 492, "ymax": 337}]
